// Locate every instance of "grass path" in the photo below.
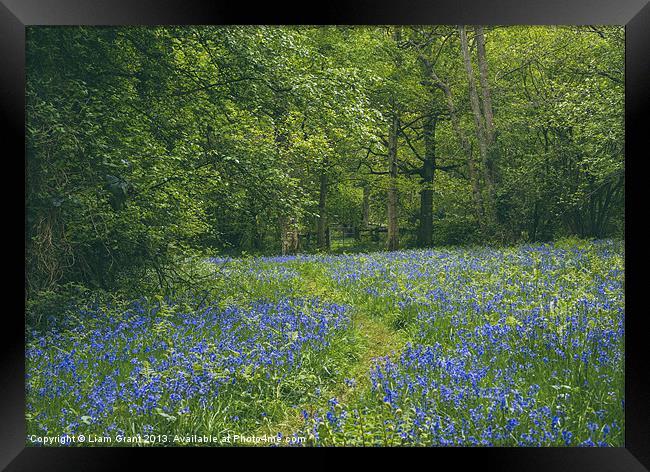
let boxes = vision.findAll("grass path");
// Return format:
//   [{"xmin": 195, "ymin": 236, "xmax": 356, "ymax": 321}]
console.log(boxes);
[
  {"xmin": 253, "ymin": 260, "xmax": 407, "ymax": 443},
  {"xmin": 298, "ymin": 262, "xmax": 407, "ymax": 395}
]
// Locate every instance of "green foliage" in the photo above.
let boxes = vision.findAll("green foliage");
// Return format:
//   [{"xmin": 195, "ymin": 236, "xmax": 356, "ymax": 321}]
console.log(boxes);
[{"xmin": 26, "ymin": 25, "xmax": 623, "ymax": 306}]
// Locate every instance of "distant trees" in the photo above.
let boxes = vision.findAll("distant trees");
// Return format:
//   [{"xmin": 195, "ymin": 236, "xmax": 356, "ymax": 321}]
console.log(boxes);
[{"xmin": 25, "ymin": 25, "xmax": 624, "ymax": 295}]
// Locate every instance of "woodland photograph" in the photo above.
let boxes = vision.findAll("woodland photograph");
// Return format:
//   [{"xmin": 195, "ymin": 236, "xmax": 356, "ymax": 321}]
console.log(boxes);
[{"xmin": 25, "ymin": 25, "xmax": 624, "ymax": 447}]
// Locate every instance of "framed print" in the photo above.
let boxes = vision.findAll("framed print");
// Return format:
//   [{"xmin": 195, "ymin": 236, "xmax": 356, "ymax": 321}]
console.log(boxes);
[{"xmin": 2, "ymin": 0, "xmax": 649, "ymax": 469}]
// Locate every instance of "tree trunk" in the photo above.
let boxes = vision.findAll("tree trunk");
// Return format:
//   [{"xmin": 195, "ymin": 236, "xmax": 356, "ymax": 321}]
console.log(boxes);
[
  {"xmin": 387, "ymin": 107, "xmax": 400, "ymax": 251},
  {"xmin": 253, "ymin": 225, "xmax": 263, "ymax": 250},
  {"xmin": 475, "ymin": 26, "xmax": 499, "ymax": 217},
  {"xmin": 280, "ymin": 214, "xmax": 299, "ymax": 256},
  {"xmin": 475, "ymin": 26, "xmax": 496, "ymax": 169},
  {"xmin": 362, "ymin": 181, "xmax": 370, "ymax": 229},
  {"xmin": 419, "ymin": 114, "xmax": 436, "ymax": 247},
  {"xmin": 530, "ymin": 200, "xmax": 539, "ymax": 241},
  {"xmin": 459, "ymin": 25, "xmax": 496, "ymax": 226},
  {"xmin": 430, "ymin": 68, "xmax": 484, "ymax": 226},
  {"xmin": 386, "ymin": 27, "xmax": 402, "ymax": 252},
  {"xmin": 273, "ymin": 102, "xmax": 298, "ymax": 255},
  {"xmin": 317, "ymin": 171, "xmax": 329, "ymax": 250}
]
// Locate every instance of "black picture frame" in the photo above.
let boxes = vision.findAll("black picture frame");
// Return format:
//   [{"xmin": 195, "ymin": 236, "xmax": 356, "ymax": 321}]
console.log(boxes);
[{"xmin": 2, "ymin": 0, "xmax": 648, "ymax": 469}]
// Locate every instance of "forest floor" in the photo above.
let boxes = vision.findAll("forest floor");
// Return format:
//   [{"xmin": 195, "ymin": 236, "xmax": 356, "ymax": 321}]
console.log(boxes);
[
  {"xmin": 253, "ymin": 262, "xmax": 407, "ymax": 442},
  {"xmin": 25, "ymin": 239, "xmax": 625, "ymax": 446}
]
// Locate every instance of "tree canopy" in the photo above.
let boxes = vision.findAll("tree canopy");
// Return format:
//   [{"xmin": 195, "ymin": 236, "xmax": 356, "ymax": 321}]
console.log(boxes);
[{"xmin": 26, "ymin": 25, "xmax": 624, "ymax": 296}]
